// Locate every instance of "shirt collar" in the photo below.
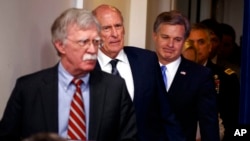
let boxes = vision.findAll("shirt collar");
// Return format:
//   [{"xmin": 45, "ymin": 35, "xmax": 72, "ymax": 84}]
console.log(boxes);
[
  {"xmin": 167, "ymin": 57, "xmax": 181, "ymax": 69},
  {"xmin": 98, "ymin": 49, "xmax": 128, "ymax": 67},
  {"xmin": 160, "ymin": 57, "xmax": 181, "ymax": 68},
  {"xmin": 58, "ymin": 62, "xmax": 90, "ymax": 89},
  {"xmin": 160, "ymin": 57, "xmax": 181, "ymax": 76}
]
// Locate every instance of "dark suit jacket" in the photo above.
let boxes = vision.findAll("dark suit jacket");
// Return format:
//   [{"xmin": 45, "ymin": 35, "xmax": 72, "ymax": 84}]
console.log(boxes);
[
  {"xmin": 96, "ymin": 46, "xmax": 185, "ymax": 141},
  {"xmin": 167, "ymin": 57, "xmax": 220, "ymax": 141},
  {"xmin": 206, "ymin": 60, "xmax": 240, "ymax": 141},
  {"xmin": 0, "ymin": 64, "xmax": 137, "ymax": 141}
]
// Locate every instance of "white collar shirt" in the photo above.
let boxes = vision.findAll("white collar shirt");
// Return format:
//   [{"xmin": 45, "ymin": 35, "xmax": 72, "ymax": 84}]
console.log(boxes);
[
  {"xmin": 160, "ymin": 57, "xmax": 181, "ymax": 91},
  {"xmin": 98, "ymin": 49, "xmax": 134, "ymax": 100}
]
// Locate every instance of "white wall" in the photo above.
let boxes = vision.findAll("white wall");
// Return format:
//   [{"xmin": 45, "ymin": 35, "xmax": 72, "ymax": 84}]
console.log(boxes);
[
  {"xmin": 128, "ymin": 0, "xmax": 147, "ymax": 48},
  {"xmin": 0, "ymin": 0, "xmax": 77, "ymax": 118}
]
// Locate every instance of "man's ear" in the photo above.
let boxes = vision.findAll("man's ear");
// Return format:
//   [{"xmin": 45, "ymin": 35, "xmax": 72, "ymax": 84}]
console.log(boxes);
[
  {"xmin": 152, "ymin": 32, "xmax": 157, "ymax": 41},
  {"xmin": 54, "ymin": 40, "xmax": 66, "ymax": 55}
]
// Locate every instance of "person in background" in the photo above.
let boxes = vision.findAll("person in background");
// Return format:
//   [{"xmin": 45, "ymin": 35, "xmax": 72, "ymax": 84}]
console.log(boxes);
[
  {"xmin": 200, "ymin": 20, "xmax": 241, "ymax": 79},
  {"xmin": 200, "ymin": 18, "xmax": 222, "ymax": 64},
  {"xmin": 93, "ymin": 4, "xmax": 185, "ymax": 141},
  {"xmin": 182, "ymin": 40, "xmax": 198, "ymax": 63},
  {"xmin": 188, "ymin": 23, "xmax": 240, "ymax": 141},
  {"xmin": 0, "ymin": 8, "xmax": 137, "ymax": 141},
  {"xmin": 217, "ymin": 23, "xmax": 241, "ymax": 79},
  {"xmin": 152, "ymin": 10, "xmax": 220, "ymax": 141}
]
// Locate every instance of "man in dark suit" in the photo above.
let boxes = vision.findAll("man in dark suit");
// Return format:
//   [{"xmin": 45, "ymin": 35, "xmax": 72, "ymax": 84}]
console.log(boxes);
[
  {"xmin": 153, "ymin": 11, "xmax": 220, "ymax": 141},
  {"xmin": 188, "ymin": 23, "xmax": 240, "ymax": 141},
  {"xmin": 93, "ymin": 4, "xmax": 185, "ymax": 141},
  {"xmin": 0, "ymin": 8, "xmax": 137, "ymax": 141}
]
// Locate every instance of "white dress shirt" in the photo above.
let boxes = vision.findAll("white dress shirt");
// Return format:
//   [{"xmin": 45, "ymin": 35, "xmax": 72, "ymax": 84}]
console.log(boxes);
[
  {"xmin": 160, "ymin": 57, "xmax": 181, "ymax": 91},
  {"xmin": 98, "ymin": 49, "xmax": 134, "ymax": 100}
]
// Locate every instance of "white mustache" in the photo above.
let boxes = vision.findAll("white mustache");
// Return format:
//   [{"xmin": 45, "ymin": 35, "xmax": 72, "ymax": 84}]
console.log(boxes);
[{"xmin": 82, "ymin": 54, "xmax": 97, "ymax": 61}]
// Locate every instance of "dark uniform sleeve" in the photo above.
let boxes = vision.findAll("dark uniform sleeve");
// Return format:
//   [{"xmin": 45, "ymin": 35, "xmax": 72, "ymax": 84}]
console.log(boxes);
[{"xmin": 218, "ymin": 68, "xmax": 240, "ymax": 141}]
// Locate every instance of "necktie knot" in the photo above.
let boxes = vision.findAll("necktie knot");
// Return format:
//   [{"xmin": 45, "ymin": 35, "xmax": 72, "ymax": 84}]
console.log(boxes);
[
  {"xmin": 161, "ymin": 65, "xmax": 166, "ymax": 72},
  {"xmin": 110, "ymin": 59, "xmax": 120, "ymax": 76},
  {"xmin": 72, "ymin": 78, "xmax": 83, "ymax": 87},
  {"xmin": 110, "ymin": 59, "xmax": 119, "ymax": 68}
]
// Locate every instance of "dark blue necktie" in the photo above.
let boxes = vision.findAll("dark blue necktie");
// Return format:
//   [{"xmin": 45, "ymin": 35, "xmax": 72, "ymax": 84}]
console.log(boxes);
[
  {"xmin": 161, "ymin": 65, "xmax": 168, "ymax": 89},
  {"xmin": 110, "ymin": 59, "xmax": 120, "ymax": 76}
]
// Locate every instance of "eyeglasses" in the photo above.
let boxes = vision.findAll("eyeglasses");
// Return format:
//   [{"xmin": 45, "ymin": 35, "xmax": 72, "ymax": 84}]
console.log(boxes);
[{"xmin": 66, "ymin": 37, "xmax": 102, "ymax": 48}]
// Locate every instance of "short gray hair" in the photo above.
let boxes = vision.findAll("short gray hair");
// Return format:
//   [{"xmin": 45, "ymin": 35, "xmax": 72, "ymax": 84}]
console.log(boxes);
[
  {"xmin": 51, "ymin": 8, "xmax": 100, "ymax": 43},
  {"xmin": 153, "ymin": 10, "xmax": 190, "ymax": 39}
]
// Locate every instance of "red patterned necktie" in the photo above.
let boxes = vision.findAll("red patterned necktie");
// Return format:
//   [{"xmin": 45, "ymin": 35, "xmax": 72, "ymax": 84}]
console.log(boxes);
[{"xmin": 67, "ymin": 78, "xmax": 86, "ymax": 140}]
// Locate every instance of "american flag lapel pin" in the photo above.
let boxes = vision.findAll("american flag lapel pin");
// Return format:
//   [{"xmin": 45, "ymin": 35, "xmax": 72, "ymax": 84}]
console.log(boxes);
[{"xmin": 180, "ymin": 71, "xmax": 186, "ymax": 75}]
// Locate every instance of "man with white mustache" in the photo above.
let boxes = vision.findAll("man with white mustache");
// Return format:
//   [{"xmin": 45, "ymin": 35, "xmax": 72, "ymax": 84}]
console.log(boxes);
[
  {"xmin": 0, "ymin": 8, "xmax": 137, "ymax": 141},
  {"xmin": 82, "ymin": 53, "xmax": 97, "ymax": 61}
]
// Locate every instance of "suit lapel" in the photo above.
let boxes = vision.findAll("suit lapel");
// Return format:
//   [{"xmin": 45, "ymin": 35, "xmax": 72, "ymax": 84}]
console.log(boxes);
[
  {"xmin": 168, "ymin": 58, "xmax": 189, "ymax": 94},
  {"xmin": 123, "ymin": 48, "xmax": 140, "ymax": 95},
  {"xmin": 40, "ymin": 65, "xmax": 59, "ymax": 132},
  {"xmin": 88, "ymin": 70, "xmax": 106, "ymax": 139},
  {"xmin": 96, "ymin": 47, "xmax": 140, "ymax": 99},
  {"xmin": 96, "ymin": 47, "xmax": 140, "ymax": 90}
]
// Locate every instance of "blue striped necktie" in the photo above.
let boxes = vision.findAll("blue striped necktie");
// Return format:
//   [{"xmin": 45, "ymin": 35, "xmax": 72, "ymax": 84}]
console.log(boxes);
[{"xmin": 161, "ymin": 65, "xmax": 168, "ymax": 90}]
